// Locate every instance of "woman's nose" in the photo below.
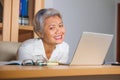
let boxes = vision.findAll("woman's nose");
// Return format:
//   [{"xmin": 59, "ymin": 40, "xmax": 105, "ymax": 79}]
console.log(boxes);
[{"xmin": 55, "ymin": 27, "xmax": 61, "ymax": 34}]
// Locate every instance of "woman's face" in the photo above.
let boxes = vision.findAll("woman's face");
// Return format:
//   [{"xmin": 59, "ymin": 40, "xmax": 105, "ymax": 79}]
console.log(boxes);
[{"xmin": 42, "ymin": 16, "xmax": 65, "ymax": 45}]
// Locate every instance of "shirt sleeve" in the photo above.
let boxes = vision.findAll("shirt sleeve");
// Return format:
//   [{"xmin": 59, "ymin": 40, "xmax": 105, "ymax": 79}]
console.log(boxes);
[
  {"xmin": 17, "ymin": 39, "xmax": 45, "ymax": 62},
  {"xmin": 17, "ymin": 39, "xmax": 36, "ymax": 61},
  {"xmin": 17, "ymin": 45, "xmax": 33, "ymax": 61}
]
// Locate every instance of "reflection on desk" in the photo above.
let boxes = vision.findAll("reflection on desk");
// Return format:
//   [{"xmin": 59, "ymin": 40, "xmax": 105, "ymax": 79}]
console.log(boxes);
[{"xmin": 0, "ymin": 65, "xmax": 120, "ymax": 79}]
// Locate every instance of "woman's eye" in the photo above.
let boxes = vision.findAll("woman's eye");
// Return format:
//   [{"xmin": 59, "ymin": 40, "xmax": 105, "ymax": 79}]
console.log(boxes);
[
  {"xmin": 59, "ymin": 24, "xmax": 63, "ymax": 27},
  {"xmin": 49, "ymin": 27, "xmax": 53, "ymax": 30},
  {"xmin": 49, "ymin": 26, "xmax": 55, "ymax": 30}
]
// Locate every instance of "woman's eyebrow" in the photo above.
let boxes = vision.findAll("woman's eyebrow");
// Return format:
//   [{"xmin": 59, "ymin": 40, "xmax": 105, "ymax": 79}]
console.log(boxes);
[{"xmin": 59, "ymin": 22, "xmax": 63, "ymax": 24}]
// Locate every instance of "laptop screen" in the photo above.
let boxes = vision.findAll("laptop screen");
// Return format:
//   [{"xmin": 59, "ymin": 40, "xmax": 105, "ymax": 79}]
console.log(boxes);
[{"xmin": 70, "ymin": 32, "xmax": 113, "ymax": 65}]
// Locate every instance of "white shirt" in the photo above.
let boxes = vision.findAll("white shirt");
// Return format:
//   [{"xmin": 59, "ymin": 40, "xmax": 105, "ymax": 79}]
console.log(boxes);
[{"xmin": 17, "ymin": 38, "xmax": 69, "ymax": 64}]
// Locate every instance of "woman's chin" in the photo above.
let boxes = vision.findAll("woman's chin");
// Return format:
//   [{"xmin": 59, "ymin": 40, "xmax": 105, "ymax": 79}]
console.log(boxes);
[{"xmin": 56, "ymin": 40, "xmax": 64, "ymax": 44}]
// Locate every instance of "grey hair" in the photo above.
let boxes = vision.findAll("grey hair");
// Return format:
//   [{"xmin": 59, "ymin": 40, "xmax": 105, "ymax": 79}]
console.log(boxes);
[{"xmin": 33, "ymin": 8, "xmax": 62, "ymax": 33}]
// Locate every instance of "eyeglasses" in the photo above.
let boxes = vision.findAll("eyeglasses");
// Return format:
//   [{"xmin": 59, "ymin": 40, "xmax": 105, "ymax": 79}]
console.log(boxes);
[
  {"xmin": 22, "ymin": 59, "xmax": 48, "ymax": 66},
  {"xmin": 22, "ymin": 55, "xmax": 48, "ymax": 66}
]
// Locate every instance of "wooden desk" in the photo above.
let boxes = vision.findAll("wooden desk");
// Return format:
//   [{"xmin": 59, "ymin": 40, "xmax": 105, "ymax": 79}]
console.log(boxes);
[{"xmin": 0, "ymin": 65, "xmax": 120, "ymax": 79}]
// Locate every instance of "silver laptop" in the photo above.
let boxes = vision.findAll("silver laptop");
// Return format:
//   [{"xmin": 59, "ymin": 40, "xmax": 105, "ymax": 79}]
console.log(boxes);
[{"xmin": 70, "ymin": 32, "xmax": 113, "ymax": 65}]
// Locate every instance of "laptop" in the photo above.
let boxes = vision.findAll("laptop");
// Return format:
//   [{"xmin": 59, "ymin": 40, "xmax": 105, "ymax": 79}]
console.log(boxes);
[{"xmin": 70, "ymin": 32, "xmax": 113, "ymax": 65}]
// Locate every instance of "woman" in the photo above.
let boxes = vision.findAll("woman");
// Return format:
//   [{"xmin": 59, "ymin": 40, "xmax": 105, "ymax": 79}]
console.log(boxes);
[{"xmin": 17, "ymin": 8, "xmax": 69, "ymax": 64}]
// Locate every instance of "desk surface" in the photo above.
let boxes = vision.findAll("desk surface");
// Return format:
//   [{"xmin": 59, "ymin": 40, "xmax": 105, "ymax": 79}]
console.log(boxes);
[{"xmin": 0, "ymin": 65, "xmax": 120, "ymax": 79}]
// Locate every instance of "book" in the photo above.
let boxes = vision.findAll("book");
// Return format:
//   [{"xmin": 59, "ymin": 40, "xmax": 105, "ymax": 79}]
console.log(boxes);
[
  {"xmin": 0, "ymin": 1, "xmax": 3, "ymax": 22},
  {"xmin": 0, "ymin": 60, "xmax": 59, "ymax": 66},
  {"xmin": 19, "ymin": 0, "xmax": 29, "ymax": 25},
  {"xmin": 0, "ymin": 60, "xmax": 22, "ymax": 65}
]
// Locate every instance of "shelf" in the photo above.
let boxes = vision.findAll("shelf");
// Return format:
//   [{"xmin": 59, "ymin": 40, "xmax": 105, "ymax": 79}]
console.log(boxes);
[
  {"xmin": 1, "ymin": 0, "xmax": 44, "ymax": 42},
  {"xmin": 0, "ymin": 23, "xmax": 34, "ymax": 31},
  {"xmin": 19, "ymin": 25, "xmax": 33, "ymax": 31},
  {"xmin": 0, "ymin": 23, "xmax": 33, "ymax": 31}
]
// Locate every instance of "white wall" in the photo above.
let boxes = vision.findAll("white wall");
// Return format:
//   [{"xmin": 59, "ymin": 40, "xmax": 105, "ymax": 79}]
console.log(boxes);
[
  {"xmin": 45, "ymin": 0, "xmax": 117, "ymax": 64},
  {"xmin": 118, "ymin": 0, "xmax": 120, "ymax": 3}
]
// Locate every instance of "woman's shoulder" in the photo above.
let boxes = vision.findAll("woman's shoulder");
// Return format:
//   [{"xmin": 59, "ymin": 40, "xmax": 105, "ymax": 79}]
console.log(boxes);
[{"xmin": 20, "ymin": 38, "xmax": 42, "ymax": 47}]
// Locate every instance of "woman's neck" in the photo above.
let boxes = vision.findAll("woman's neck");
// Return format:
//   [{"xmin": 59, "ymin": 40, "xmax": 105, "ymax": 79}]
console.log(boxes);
[{"xmin": 43, "ymin": 41, "xmax": 56, "ymax": 59}]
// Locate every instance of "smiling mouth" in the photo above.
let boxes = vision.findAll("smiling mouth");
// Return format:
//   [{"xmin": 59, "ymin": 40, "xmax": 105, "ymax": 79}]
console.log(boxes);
[{"xmin": 54, "ymin": 35, "xmax": 63, "ymax": 40}]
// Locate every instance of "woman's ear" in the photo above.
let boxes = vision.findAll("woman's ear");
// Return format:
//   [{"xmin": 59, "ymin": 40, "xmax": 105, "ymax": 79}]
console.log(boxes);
[{"xmin": 36, "ymin": 31, "xmax": 44, "ymax": 38}]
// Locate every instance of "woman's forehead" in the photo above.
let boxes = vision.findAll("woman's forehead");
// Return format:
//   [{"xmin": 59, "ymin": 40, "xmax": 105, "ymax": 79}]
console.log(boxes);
[{"xmin": 44, "ymin": 16, "xmax": 62, "ymax": 24}]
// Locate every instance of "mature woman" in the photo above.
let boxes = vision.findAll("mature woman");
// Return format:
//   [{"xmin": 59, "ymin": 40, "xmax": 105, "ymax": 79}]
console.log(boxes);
[{"xmin": 17, "ymin": 8, "xmax": 69, "ymax": 64}]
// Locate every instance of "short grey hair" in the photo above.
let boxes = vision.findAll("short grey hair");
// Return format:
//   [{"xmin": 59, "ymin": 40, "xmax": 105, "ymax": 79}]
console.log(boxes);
[{"xmin": 33, "ymin": 8, "xmax": 62, "ymax": 33}]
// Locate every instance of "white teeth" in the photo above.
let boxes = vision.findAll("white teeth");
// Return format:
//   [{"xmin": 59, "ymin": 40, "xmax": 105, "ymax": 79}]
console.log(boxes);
[{"xmin": 55, "ymin": 36, "xmax": 62, "ymax": 39}]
